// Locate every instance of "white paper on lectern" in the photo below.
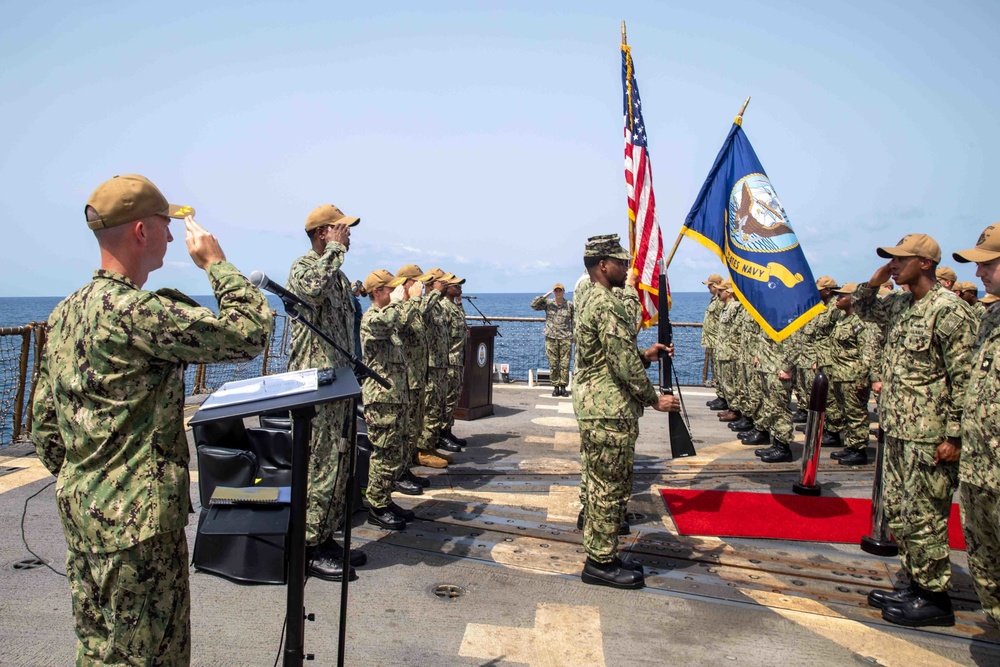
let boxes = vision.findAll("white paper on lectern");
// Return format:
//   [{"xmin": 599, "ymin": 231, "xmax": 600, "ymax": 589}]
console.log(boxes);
[{"xmin": 200, "ymin": 369, "xmax": 319, "ymax": 410}]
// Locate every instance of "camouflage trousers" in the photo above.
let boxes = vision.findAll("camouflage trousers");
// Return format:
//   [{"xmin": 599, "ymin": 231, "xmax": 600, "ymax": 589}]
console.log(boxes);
[
  {"xmin": 882, "ymin": 436, "xmax": 959, "ymax": 591},
  {"xmin": 755, "ymin": 370, "xmax": 793, "ymax": 443},
  {"xmin": 365, "ymin": 401, "xmax": 409, "ymax": 508},
  {"xmin": 578, "ymin": 418, "xmax": 638, "ymax": 564},
  {"xmin": 816, "ymin": 367, "xmax": 844, "ymax": 434},
  {"xmin": 829, "ymin": 381, "xmax": 870, "ymax": 451},
  {"xmin": 401, "ymin": 384, "xmax": 425, "ymax": 472},
  {"xmin": 544, "ymin": 338, "xmax": 572, "ymax": 387},
  {"xmin": 443, "ymin": 364, "xmax": 465, "ymax": 433},
  {"xmin": 299, "ymin": 400, "xmax": 350, "ymax": 547},
  {"xmin": 708, "ymin": 350, "xmax": 724, "ymax": 399},
  {"xmin": 793, "ymin": 364, "xmax": 813, "ymax": 411},
  {"xmin": 419, "ymin": 367, "xmax": 449, "ymax": 451},
  {"xmin": 742, "ymin": 361, "xmax": 763, "ymax": 422},
  {"xmin": 67, "ymin": 529, "xmax": 190, "ymax": 666},
  {"xmin": 717, "ymin": 359, "xmax": 741, "ymax": 413},
  {"xmin": 959, "ymin": 482, "xmax": 1000, "ymax": 625}
]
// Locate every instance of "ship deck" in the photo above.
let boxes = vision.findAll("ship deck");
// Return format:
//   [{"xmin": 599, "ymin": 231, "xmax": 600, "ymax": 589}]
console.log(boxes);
[{"xmin": 2, "ymin": 384, "xmax": 999, "ymax": 666}]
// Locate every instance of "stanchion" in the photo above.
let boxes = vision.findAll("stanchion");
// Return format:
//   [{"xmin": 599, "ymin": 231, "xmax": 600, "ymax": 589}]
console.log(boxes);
[
  {"xmin": 793, "ymin": 372, "xmax": 828, "ymax": 496},
  {"xmin": 861, "ymin": 426, "xmax": 898, "ymax": 556}
]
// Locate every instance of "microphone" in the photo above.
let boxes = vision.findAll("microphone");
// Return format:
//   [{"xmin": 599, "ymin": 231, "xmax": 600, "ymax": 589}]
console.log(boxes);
[
  {"xmin": 462, "ymin": 295, "xmax": 477, "ymax": 300},
  {"xmin": 249, "ymin": 270, "xmax": 313, "ymax": 312}
]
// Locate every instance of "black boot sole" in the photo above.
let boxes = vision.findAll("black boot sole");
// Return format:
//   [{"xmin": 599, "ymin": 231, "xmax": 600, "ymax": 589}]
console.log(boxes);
[{"xmin": 881, "ymin": 608, "xmax": 955, "ymax": 627}]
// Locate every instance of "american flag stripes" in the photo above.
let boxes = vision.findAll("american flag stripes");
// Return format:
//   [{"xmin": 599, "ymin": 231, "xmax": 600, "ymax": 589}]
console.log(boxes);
[{"xmin": 622, "ymin": 42, "xmax": 663, "ymax": 328}]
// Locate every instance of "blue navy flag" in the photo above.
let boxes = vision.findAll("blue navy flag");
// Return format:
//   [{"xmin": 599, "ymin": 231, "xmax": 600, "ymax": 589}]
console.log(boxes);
[{"xmin": 682, "ymin": 120, "xmax": 823, "ymax": 341}]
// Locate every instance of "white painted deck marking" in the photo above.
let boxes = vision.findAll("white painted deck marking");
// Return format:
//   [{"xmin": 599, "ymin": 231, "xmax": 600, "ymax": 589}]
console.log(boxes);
[{"xmin": 460, "ymin": 603, "xmax": 606, "ymax": 666}]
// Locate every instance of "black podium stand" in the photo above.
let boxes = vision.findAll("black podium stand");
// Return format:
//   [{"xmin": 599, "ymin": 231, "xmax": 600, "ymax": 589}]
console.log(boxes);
[
  {"xmin": 188, "ymin": 369, "xmax": 361, "ymax": 667},
  {"xmin": 456, "ymin": 324, "xmax": 497, "ymax": 420}
]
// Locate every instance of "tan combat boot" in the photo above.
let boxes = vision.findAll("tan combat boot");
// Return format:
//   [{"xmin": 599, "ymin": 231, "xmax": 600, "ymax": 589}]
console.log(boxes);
[{"xmin": 417, "ymin": 451, "xmax": 449, "ymax": 468}]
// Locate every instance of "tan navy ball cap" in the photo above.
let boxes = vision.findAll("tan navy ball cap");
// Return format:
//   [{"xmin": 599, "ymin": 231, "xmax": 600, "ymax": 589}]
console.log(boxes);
[
  {"xmin": 955, "ymin": 281, "xmax": 978, "ymax": 294},
  {"xmin": 85, "ymin": 174, "xmax": 194, "ymax": 230},
  {"xmin": 953, "ymin": 224, "xmax": 1000, "ymax": 264},
  {"xmin": 702, "ymin": 273, "xmax": 724, "ymax": 285},
  {"xmin": 420, "ymin": 267, "xmax": 446, "ymax": 283},
  {"xmin": 395, "ymin": 264, "xmax": 425, "ymax": 280},
  {"xmin": 816, "ymin": 276, "xmax": 839, "ymax": 290},
  {"xmin": 876, "ymin": 233, "xmax": 942, "ymax": 263},
  {"xmin": 833, "ymin": 282, "xmax": 859, "ymax": 295},
  {"xmin": 584, "ymin": 234, "xmax": 630, "ymax": 261},
  {"xmin": 553, "ymin": 283, "xmax": 565, "ymax": 291},
  {"xmin": 982, "ymin": 294, "xmax": 999, "ymax": 304},
  {"xmin": 935, "ymin": 266, "xmax": 958, "ymax": 282},
  {"xmin": 445, "ymin": 273, "xmax": 467, "ymax": 285},
  {"xmin": 305, "ymin": 204, "xmax": 360, "ymax": 232},
  {"xmin": 364, "ymin": 269, "xmax": 405, "ymax": 293},
  {"xmin": 718, "ymin": 279, "xmax": 733, "ymax": 292}
]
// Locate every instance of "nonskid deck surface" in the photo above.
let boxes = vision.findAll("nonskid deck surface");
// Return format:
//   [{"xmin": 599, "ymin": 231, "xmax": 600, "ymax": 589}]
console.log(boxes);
[{"xmin": 1, "ymin": 385, "xmax": 998, "ymax": 666}]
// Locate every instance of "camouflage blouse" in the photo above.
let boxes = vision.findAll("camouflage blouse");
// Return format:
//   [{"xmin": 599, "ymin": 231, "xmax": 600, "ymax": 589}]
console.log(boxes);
[
  {"xmin": 572, "ymin": 283, "xmax": 658, "ymax": 422},
  {"xmin": 32, "ymin": 263, "xmax": 271, "ymax": 553},
  {"xmin": 855, "ymin": 282, "xmax": 975, "ymax": 442},
  {"xmin": 530, "ymin": 296, "xmax": 574, "ymax": 340},
  {"xmin": 286, "ymin": 241, "xmax": 355, "ymax": 371},
  {"xmin": 360, "ymin": 301, "xmax": 412, "ymax": 406},
  {"xmin": 959, "ymin": 306, "xmax": 1000, "ymax": 489}
]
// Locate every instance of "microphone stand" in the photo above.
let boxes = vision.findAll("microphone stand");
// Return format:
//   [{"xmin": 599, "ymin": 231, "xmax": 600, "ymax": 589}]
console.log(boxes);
[{"xmin": 462, "ymin": 295, "xmax": 502, "ymax": 337}]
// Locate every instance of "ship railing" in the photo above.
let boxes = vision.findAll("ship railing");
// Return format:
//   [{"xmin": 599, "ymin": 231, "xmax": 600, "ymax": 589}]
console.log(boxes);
[{"xmin": 0, "ymin": 315, "xmax": 709, "ymax": 447}]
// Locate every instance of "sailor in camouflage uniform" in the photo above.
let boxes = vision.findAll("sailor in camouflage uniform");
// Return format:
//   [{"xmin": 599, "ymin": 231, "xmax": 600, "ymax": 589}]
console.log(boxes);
[
  {"xmin": 391, "ymin": 264, "xmax": 446, "ymax": 478},
  {"xmin": 750, "ymin": 324, "xmax": 797, "ymax": 462},
  {"xmin": 531, "ymin": 283, "xmax": 574, "ymax": 396},
  {"xmin": 360, "ymin": 269, "xmax": 424, "ymax": 531},
  {"xmin": 953, "ymin": 225, "xmax": 1000, "ymax": 627},
  {"xmin": 701, "ymin": 274, "xmax": 726, "ymax": 410},
  {"xmin": 286, "ymin": 204, "xmax": 364, "ymax": 581},
  {"xmin": 573, "ymin": 234, "xmax": 679, "ymax": 590},
  {"xmin": 826, "ymin": 283, "xmax": 882, "ymax": 466},
  {"xmin": 418, "ymin": 268, "xmax": 455, "ymax": 463},
  {"xmin": 936, "ymin": 265, "xmax": 957, "ymax": 291},
  {"xmin": 955, "ymin": 281, "xmax": 985, "ymax": 319},
  {"xmin": 441, "ymin": 274, "xmax": 469, "ymax": 448},
  {"xmin": 854, "ymin": 234, "xmax": 976, "ymax": 628},
  {"xmin": 32, "ymin": 175, "xmax": 272, "ymax": 666},
  {"xmin": 799, "ymin": 277, "xmax": 845, "ymax": 445}
]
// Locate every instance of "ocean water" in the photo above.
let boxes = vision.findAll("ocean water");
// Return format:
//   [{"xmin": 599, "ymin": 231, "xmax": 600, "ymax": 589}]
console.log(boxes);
[{"xmin": 0, "ymin": 290, "xmax": 711, "ymax": 445}]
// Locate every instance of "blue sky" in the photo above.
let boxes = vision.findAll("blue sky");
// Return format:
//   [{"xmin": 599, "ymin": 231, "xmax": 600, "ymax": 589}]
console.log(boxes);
[{"xmin": 2, "ymin": 1, "xmax": 997, "ymax": 296}]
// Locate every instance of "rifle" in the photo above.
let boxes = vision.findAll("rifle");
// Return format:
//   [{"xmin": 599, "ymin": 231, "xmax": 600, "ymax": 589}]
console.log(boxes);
[{"xmin": 658, "ymin": 260, "xmax": 696, "ymax": 458}]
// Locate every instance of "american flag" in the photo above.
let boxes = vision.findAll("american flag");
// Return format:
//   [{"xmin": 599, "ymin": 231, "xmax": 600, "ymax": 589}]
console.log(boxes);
[{"xmin": 622, "ymin": 43, "xmax": 663, "ymax": 328}]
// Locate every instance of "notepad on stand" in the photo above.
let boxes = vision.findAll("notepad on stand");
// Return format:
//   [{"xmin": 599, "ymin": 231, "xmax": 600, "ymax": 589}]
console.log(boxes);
[{"xmin": 210, "ymin": 486, "xmax": 291, "ymax": 506}]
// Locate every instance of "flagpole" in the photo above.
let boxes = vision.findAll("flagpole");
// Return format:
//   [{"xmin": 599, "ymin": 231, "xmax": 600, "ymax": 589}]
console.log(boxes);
[
  {"xmin": 622, "ymin": 21, "xmax": 635, "ymax": 270},
  {"xmin": 665, "ymin": 96, "xmax": 751, "ymax": 271}
]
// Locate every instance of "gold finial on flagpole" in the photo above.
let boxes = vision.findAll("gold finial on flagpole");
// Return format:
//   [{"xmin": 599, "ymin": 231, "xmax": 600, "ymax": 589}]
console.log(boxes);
[
  {"xmin": 621, "ymin": 21, "xmax": 627, "ymax": 46},
  {"xmin": 734, "ymin": 96, "xmax": 751, "ymax": 126}
]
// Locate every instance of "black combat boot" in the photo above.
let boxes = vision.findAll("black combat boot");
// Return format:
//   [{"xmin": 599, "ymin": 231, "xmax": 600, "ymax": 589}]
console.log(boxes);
[
  {"xmin": 760, "ymin": 439, "xmax": 793, "ymax": 463},
  {"xmin": 829, "ymin": 447, "xmax": 851, "ymax": 460},
  {"xmin": 368, "ymin": 506, "xmax": 406, "ymax": 530},
  {"xmin": 707, "ymin": 397, "xmax": 728, "ymax": 410},
  {"xmin": 837, "ymin": 449, "xmax": 869, "ymax": 466},
  {"xmin": 394, "ymin": 477, "xmax": 423, "ymax": 496},
  {"xmin": 728, "ymin": 416, "xmax": 753, "ymax": 431},
  {"xmin": 881, "ymin": 586, "xmax": 955, "ymax": 627},
  {"xmin": 443, "ymin": 429, "xmax": 468, "ymax": 446},
  {"xmin": 405, "ymin": 469, "xmax": 431, "ymax": 488},
  {"xmin": 791, "ymin": 408, "xmax": 808, "ymax": 424},
  {"xmin": 581, "ymin": 557, "xmax": 645, "ymax": 589},
  {"xmin": 741, "ymin": 429, "xmax": 770, "ymax": 445},
  {"xmin": 867, "ymin": 581, "xmax": 917, "ymax": 609},
  {"xmin": 755, "ymin": 444, "xmax": 780, "ymax": 457},
  {"xmin": 738, "ymin": 427, "xmax": 764, "ymax": 441},
  {"xmin": 820, "ymin": 431, "xmax": 842, "ymax": 447}
]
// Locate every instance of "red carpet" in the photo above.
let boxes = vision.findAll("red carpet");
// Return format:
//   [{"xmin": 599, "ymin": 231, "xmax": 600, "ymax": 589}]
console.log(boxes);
[{"xmin": 660, "ymin": 489, "xmax": 966, "ymax": 550}]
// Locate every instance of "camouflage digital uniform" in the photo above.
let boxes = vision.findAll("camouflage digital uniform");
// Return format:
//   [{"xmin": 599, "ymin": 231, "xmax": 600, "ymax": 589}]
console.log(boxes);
[
  {"xmin": 286, "ymin": 240, "xmax": 356, "ymax": 547},
  {"xmin": 573, "ymin": 283, "xmax": 658, "ymax": 564},
  {"xmin": 854, "ymin": 282, "xmax": 975, "ymax": 591},
  {"xmin": 32, "ymin": 263, "xmax": 271, "ymax": 666},
  {"xmin": 531, "ymin": 295, "xmax": 574, "ymax": 389},
  {"xmin": 361, "ymin": 301, "xmax": 412, "ymax": 508},
  {"xmin": 754, "ymin": 330, "xmax": 794, "ymax": 444},
  {"xmin": 958, "ymin": 306, "xmax": 1000, "ymax": 624},
  {"xmin": 701, "ymin": 294, "xmax": 724, "ymax": 398},
  {"xmin": 803, "ymin": 305, "xmax": 845, "ymax": 424},
  {"xmin": 396, "ymin": 292, "xmax": 440, "ymax": 470},
  {"xmin": 442, "ymin": 297, "xmax": 468, "ymax": 433},
  {"xmin": 826, "ymin": 313, "xmax": 882, "ymax": 452},
  {"xmin": 715, "ymin": 299, "xmax": 741, "ymax": 412},
  {"xmin": 419, "ymin": 288, "xmax": 451, "ymax": 452},
  {"xmin": 971, "ymin": 301, "xmax": 987, "ymax": 320},
  {"xmin": 737, "ymin": 307, "xmax": 764, "ymax": 422}
]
